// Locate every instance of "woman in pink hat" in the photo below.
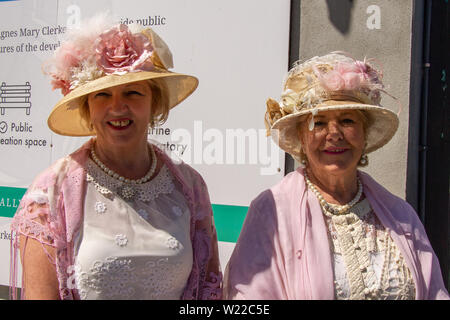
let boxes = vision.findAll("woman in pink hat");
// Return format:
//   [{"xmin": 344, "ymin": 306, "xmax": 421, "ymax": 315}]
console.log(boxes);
[
  {"xmin": 224, "ymin": 52, "xmax": 449, "ymax": 300},
  {"xmin": 10, "ymin": 15, "xmax": 221, "ymax": 300}
]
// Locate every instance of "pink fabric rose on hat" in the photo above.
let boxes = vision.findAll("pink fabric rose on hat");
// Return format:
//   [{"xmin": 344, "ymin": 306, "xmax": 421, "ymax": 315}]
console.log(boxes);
[
  {"xmin": 341, "ymin": 72, "xmax": 361, "ymax": 90},
  {"xmin": 95, "ymin": 24, "xmax": 154, "ymax": 74},
  {"xmin": 314, "ymin": 67, "xmax": 345, "ymax": 91},
  {"xmin": 315, "ymin": 60, "xmax": 383, "ymax": 95},
  {"xmin": 335, "ymin": 62, "xmax": 361, "ymax": 90}
]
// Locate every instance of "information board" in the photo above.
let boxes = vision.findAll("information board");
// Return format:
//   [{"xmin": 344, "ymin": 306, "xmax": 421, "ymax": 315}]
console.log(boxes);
[{"xmin": 0, "ymin": 0, "xmax": 290, "ymax": 286}]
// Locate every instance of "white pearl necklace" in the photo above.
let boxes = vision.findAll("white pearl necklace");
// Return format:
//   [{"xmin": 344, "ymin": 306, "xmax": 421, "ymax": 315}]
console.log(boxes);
[
  {"xmin": 90, "ymin": 144, "xmax": 157, "ymax": 185},
  {"xmin": 304, "ymin": 170, "xmax": 363, "ymax": 215}
]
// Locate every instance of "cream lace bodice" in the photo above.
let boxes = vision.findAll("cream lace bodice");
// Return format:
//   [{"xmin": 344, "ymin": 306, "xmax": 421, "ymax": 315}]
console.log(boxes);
[
  {"xmin": 73, "ymin": 158, "xmax": 193, "ymax": 300},
  {"xmin": 324, "ymin": 198, "xmax": 416, "ymax": 300}
]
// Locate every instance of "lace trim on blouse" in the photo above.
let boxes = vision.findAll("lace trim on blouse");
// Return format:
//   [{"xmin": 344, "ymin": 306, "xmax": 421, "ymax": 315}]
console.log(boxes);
[
  {"xmin": 324, "ymin": 198, "xmax": 416, "ymax": 300},
  {"xmin": 86, "ymin": 158, "xmax": 175, "ymax": 202},
  {"xmin": 74, "ymin": 256, "xmax": 188, "ymax": 300}
]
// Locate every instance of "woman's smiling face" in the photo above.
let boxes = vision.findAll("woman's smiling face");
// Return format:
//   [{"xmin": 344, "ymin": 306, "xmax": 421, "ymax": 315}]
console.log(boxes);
[
  {"xmin": 87, "ymin": 81, "xmax": 152, "ymax": 149},
  {"xmin": 299, "ymin": 109, "xmax": 366, "ymax": 175}
]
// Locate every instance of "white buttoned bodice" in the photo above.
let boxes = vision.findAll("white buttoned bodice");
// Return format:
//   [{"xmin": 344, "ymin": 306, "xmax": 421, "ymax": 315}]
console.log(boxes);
[
  {"xmin": 73, "ymin": 159, "xmax": 193, "ymax": 300},
  {"xmin": 324, "ymin": 198, "xmax": 416, "ymax": 300}
]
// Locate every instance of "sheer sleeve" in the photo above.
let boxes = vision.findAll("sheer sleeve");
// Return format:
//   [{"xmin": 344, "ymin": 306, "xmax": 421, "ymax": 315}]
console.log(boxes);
[
  {"xmin": 12, "ymin": 189, "xmax": 56, "ymax": 247},
  {"xmin": 9, "ymin": 164, "xmax": 69, "ymax": 299},
  {"xmin": 190, "ymin": 175, "xmax": 222, "ymax": 300},
  {"xmin": 178, "ymin": 170, "xmax": 223, "ymax": 300},
  {"xmin": 10, "ymin": 187, "xmax": 59, "ymax": 299}
]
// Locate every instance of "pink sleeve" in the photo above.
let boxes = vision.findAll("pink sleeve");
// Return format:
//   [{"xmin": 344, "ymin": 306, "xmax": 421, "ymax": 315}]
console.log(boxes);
[
  {"xmin": 11, "ymin": 193, "xmax": 56, "ymax": 247},
  {"xmin": 10, "ymin": 188, "xmax": 59, "ymax": 299},
  {"xmin": 9, "ymin": 161, "xmax": 73, "ymax": 300},
  {"xmin": 192, "ymin": 176, "xmax": 223, "ymax": 300},
  {"xmin": 181, "ymin": 173, "xmax": 223, "ymax": 300},
  {"xmin": 10, "ymin": 166, "xmax": 65, "ymax": 249},
  {"xmin": 360, "ymin": 171, "xmax": 450, "ymax": 300},
  {"xmin": 224, "ymin": 190, "xmax": 287, "ymax": 300}
]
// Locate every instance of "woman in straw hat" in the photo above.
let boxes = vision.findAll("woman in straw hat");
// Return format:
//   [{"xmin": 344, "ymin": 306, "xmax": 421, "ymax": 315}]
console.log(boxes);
[
  {"xmin": 10, "ymin": 15, "xmax": 221, "ymax": 300},
  {"xmin": 224, "ymin": 52, "xmax": 449, "ymax": 300}
]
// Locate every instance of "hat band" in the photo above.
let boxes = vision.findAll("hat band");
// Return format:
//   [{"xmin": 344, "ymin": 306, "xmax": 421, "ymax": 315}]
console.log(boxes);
[
  {"xmin": 296, "ymin": 89, "xmax": 376, "ymax": 113},
  {"xmin": 265, "ymin": 88, "xmax": 377, "ymax": 136}
]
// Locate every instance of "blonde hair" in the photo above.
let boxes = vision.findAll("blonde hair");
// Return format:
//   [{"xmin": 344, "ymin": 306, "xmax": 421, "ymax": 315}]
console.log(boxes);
[
  {"xmin": 78, "ymin": 79, "xmax": 170, "ymax": 130},
  {"xmin": 148, "ymin": 79, "xmax": 170, "ymax": 127}
]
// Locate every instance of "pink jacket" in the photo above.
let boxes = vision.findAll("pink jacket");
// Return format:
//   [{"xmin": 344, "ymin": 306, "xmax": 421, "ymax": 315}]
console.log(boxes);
[
  {"xmin": 224, "ymin": 167, "xmax": 449, "ymax": 299},
  {"xmin": 10, "ymin": 139, "xmax": 222, "ymax": 300}
]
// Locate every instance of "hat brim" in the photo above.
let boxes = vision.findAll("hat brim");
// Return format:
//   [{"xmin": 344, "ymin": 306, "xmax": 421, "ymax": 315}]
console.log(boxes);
[
  {"xmin": 47, "ymin": 69, "xmax": 198, "ymax": 136},
  {"xmin": 270, "ymin": 102, "xmax": 399, "ymax": 160}
]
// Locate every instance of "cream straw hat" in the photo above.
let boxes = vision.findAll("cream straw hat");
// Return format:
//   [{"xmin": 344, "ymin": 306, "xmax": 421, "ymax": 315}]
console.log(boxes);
[
  {"xmin": 265, "ymin": 52, "xmax": 399, "ymax": 161},
  {"xmin": 44, "ymin": 14, "xmax": 198, "ymax": 136}
]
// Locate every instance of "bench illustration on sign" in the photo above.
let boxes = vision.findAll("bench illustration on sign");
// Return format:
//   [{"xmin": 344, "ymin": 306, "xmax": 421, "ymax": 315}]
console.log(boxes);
[{"xmin": 0, "ymin": 82, "xmax": 32, "ymax": 116}]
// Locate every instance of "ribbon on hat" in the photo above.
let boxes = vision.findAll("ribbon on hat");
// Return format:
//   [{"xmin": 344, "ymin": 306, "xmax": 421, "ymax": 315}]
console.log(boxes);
[
  {"xmin": 142, "ymin": 28, "xmax": 174, "ymax": 70},
  {"xmin": 265, "ymin": 98, "xmax": 283, "ymax": 136}
]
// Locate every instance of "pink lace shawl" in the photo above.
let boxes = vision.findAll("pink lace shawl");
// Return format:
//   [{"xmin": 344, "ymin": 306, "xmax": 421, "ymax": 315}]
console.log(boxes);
[
  {"xmin": 224, "ymin": 167, "xmax": 449, "ymax": 300},
  {"xmin": 10, "ymin": 139, "xmax": 222, "ymax": 300}
]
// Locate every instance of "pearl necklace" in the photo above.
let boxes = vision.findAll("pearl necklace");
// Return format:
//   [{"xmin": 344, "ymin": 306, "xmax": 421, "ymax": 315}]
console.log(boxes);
[
  {"xmin": 304, "ymin": 170, "xmax": 363, "ymax": 215},
  {"xmin": 90, "ymin": 144, "xmax": 157, "ymax": 200}
]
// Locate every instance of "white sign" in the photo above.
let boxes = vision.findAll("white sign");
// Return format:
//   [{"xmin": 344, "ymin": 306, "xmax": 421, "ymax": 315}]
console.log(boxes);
[{"xmin": 0, "ymin": 0, "xmax": 290, "ymax": 286}]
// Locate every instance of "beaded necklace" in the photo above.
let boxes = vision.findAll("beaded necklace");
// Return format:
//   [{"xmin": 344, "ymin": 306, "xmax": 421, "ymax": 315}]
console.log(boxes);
[
  {"xmin": 303, "ymin": 170, "xmax": 363, "ymax": 215},
  {"xmin": 90, "ymin": 143, "xmax": 157, "ymax": 199}
]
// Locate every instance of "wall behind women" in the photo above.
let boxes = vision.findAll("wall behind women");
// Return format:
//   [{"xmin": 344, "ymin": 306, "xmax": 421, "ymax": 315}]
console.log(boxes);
[{"xmin": 296, "ymin": 0, "xmax": 413, "ymax": 199}]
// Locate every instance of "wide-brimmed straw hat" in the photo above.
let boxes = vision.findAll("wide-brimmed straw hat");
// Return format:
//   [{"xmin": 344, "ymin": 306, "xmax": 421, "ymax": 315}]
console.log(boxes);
[
  {"xmin": 45, "ymin": 14, "xmax": 198, "ymax": 136},
  {"xmin": 265, "ymin": 52, "xmax": 399, "ymax": 161}
]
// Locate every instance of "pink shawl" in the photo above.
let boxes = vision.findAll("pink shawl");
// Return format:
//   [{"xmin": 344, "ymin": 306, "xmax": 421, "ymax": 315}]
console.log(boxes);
[
  {"xmin": 10, "ymin": 139, "xmax": 222, "ymax": 300},
  {"xmin": 224, "ymin": 167, "xmax": 449, "ymax": 300}
]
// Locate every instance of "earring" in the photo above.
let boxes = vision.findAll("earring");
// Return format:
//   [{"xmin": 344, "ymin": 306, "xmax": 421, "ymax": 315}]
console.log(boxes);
[
  {"xmin": 299, "ymin": 146, "xmax": 308, "ymax": 167},
  {"xmin": 359, "ymin": 154, "xmax": 369, "ymax": 166},
  {"xmin": 300, "ymin": 153, "xmax": 308, "ymax": 167}
]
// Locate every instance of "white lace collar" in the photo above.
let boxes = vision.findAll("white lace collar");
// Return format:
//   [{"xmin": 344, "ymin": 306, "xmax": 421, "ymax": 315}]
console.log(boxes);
[{"xmin": 86, "ymin": 158, "xmax": 175, "ymax": 202}]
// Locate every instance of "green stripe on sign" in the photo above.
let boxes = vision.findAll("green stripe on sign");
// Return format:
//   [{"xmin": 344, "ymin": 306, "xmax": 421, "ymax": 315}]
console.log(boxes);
[
  {"xmin": 0, "ymin": 186, "xmax": 249, "ymax": 243},
  {"xmin": 0, "ymin": 186, "xmax": 26, "ymax": 218},
  {"xmin": 212, "ymin": 204, "xmax": 248, "ymax": 243}
]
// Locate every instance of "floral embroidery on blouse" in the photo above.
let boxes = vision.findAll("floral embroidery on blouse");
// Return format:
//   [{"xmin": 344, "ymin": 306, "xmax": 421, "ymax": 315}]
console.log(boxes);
[
  {"xmin": 94, "ymin": 201, "xmax": 107, "ymax": 214},
  {"xmin": 166, "ymin": 236, "xmax": 181, "ymax": 250},
  {"xmin": 114, "ymin": 234, "xmax": 128, "ymax": 247},
  {"xmin": 74, "ymin": 256, "xmax": 189, "ymax": 300},
  {"xmin": 75, "ymin": 151, "xmax": 196, "ymax": 300}
]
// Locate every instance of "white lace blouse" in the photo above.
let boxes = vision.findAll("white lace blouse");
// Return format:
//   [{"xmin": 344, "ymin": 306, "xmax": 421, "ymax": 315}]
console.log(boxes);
[
  {"xmin": 72, "ymin": 158, "xmax": 193, "ymax": 300},
  {"xmin": 324, "ymin": 198, "xmax": 416, "ymax": 300}
]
